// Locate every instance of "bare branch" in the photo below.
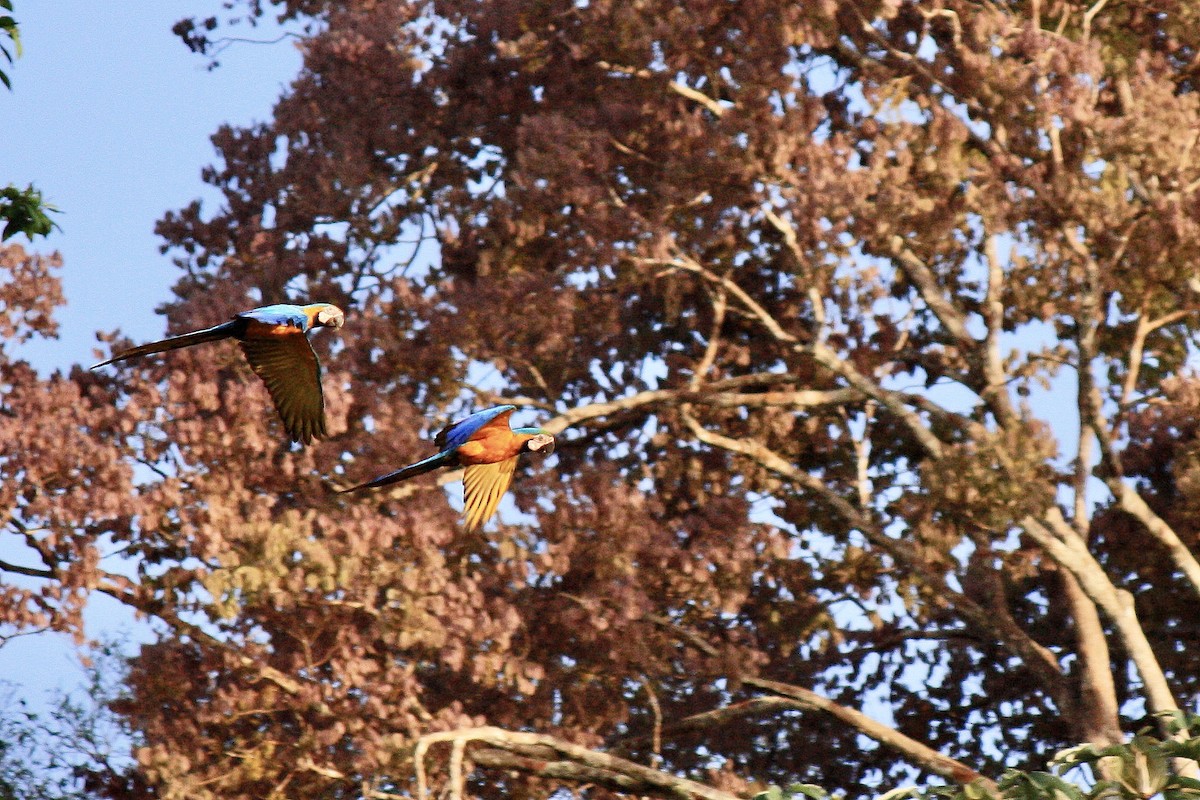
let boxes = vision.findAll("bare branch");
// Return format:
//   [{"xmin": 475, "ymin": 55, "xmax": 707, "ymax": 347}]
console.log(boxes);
[
  {"xmin": 416, "ymin": 726, "xmax": 742, "ymax": 800},
  {"xmin": 668, "ymin": 81, "xmax": 727, "ymax": 117},
  {"xmin": 810, "ymin": 341, "xmax": 945, "ymax": 458},
  {"xmin": 1059, "ymin": 570, "xmax": 1122, "ymax": 745},
  {"xmin": 888, "ymin": 237, "xmax": 973, "ymax": 345},
  {"xmin": 0, "ymin": 557, "xmax": 54, "ymax": 579},
  {"xmin": 1121, "ymin": 309, "xmax": 1192, "ymax": 411},
  {"xmin": 1112, "ymin": 485, "xmax": 1200, "ymax": 596},
  {"xmin": 1021, "ymin": 510, "xmax": 1182, "ymax": 719},
  {"xmin": 636, "ymin": 620, "xmax": 996, "ymax": 790},
  {"xmin": 692, "ymin": 283, "xmax": 727, "ymax": 390},
  {"xmin": 981, "ymin": 235, "xmax": 1020, "ymax": 428},
  {"xmin": 539, "ymin": 380, "xmax": 859, "ymax": 437},
  {"xmin": 747, "ymin": 678, "xmax": 995, "ymax": 789},
  {"xmin": 96, "ymin": 582, "xmax": 314, "ymax": 700}
]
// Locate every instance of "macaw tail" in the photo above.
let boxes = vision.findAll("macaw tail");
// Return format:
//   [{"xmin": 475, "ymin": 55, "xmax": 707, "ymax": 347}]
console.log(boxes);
[
  {"xmin": 339, "ymin": 450, "xmax": 455, "ymax": 493},
  {"xmin": 90, "ymin": 322, "xmax": 239, "ymax": 369}
]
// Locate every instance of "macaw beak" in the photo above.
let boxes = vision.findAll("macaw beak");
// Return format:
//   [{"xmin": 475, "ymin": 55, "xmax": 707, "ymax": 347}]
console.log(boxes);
[
  {"xmin": 529, "ymin": 433, "xmax": 555, "ymax": 455},
  {"xmin": 316, "ymin": 306, "xmax": 346, "ymax": 328}
]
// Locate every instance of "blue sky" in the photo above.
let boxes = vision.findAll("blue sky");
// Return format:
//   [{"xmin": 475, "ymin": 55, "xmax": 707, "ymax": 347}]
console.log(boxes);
[{"xmin": 1, "ymin": 1, "xmax": 300, "ymax": 699}]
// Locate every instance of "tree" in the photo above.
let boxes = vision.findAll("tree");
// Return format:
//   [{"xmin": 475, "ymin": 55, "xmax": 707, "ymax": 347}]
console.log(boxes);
[
  {"xmin": 0, "ymin": 2, "xmax": 59, "ymax": 242},
  {"xmin": 6, "ymin": 0, "xmax": 1200, "ymax": 797}
]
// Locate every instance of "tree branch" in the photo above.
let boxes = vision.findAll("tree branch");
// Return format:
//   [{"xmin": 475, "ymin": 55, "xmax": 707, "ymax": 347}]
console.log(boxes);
[
  {"xmin": 539, "ymin": 380, "xmax": 859, "ymax": 437},
  {"xmin": 648, "ymin": 251, "xmax": 946, "ymax": 458},
  {"xmin": 747, "ymin": 678, "xmax": 995, "ymax": 790},
  {"xmin": 888, "ymin": 236, "xmax": 973, "ymax": 346},
  {"xmin": 668, "ymin": 81, "xmax": 727, "ymax": 118},
  {"xmin": 415, "ymin": 727, "xmax": 742, "ymax": 800},
  {"xmin": 679, "ymin": 410, "xmax": 1070, "ymax": 709},
  {"xmin": 1020, "ymin": 511, "xmax": 1182, "ymax": 719},
  {"xmin": 638, "ymin": 618, "xmax": 996, "ymax": 791}
]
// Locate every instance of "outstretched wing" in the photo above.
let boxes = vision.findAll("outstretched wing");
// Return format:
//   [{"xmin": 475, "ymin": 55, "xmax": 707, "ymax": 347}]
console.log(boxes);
[
  {"xmin": 461, "ymin": 457, "xmax": 518, "ymax": 531},
  {"xmin": 239, "ymin": 331, "xmax": 326, "ymax": 444},
  {"xmin": 435, "ymin": 405, "xmax": 516, "ymax": 450}
]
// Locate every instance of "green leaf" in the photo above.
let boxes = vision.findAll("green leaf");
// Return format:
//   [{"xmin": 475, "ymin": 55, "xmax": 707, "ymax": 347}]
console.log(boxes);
[
  {"xmin": 0, "ymin": 184, "xmax": 61, "ymax": 241},
  {"xmin": 1164, "ymin": 775, "xmax": 1200, "ymax": 800}
]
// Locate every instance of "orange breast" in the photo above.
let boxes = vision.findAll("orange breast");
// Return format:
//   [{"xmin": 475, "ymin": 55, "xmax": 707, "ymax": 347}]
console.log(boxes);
[{"xmin": 456, "ymin": 430, "xmax": 527, "ymax": 465}]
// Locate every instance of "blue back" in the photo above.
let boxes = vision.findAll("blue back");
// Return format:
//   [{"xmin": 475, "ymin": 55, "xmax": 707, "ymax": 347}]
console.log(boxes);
[
  {"xmin": 435, "ymin": 405, "xmax": 515, "ymax": 451},
  {"xmin": 238, "ymin": 304, "xmax": 309, "ymax": 330}
]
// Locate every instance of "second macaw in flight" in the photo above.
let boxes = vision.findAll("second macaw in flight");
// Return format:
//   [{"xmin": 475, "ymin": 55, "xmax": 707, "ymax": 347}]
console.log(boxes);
[
  {"xmin": 341, "ymin": 404, "xmax": 555, "ymax": 531},
  {"xmin": 92, "ymin": 302, "xmax": 345, "ymax": 445}
]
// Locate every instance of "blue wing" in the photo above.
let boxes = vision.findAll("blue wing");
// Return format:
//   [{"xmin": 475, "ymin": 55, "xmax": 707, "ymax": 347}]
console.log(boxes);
[
  {"xmin": 238, "ymin": 304, "xmax": 309, "ymax": 330},
  {"xmin": 434, "ymin": 405, "xmax": 516, "ymax": 451}
]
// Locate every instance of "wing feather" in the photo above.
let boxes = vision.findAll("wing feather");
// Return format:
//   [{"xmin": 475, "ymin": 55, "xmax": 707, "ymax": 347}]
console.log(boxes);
[
  {"xmin": 238, "ymin": 332, "xmax": 326, "ymax": 444},
  {"xmin": 435, "ymin": 405, "xmax": 516, "ymax": 450},
  {"xmin": 462, "ymin": 457, "xmax": 517, "ymax": 531}
]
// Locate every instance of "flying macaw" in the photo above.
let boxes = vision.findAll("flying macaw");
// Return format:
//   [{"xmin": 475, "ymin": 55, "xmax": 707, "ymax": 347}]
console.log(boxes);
[
  {"xmin": 342, "ymin": 404, "xmax": 555, "ymax": 531},
  {"xmin": 92, "ymin": 302, "xmax": 346, "ymax": 445}
]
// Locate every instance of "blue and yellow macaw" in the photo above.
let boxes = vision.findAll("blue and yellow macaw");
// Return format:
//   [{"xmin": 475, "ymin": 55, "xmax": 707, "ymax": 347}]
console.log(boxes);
[
  {"xmin": 342, "ymin": 404, "xmax": 555, "ymax": 530},
  {"xmin": 92, "ymin": 303, "xmax": 345, "ymax": 445}
]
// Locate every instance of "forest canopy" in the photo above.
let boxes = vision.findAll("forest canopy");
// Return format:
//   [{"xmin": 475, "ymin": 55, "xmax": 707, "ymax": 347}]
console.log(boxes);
[{"xmin": 6, "ymin": 0, "xmax": 1200, "ymax": 798}]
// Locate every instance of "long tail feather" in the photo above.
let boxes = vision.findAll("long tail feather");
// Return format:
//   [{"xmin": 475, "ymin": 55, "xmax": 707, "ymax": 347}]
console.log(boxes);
[
  {"xmin": 339, "ymin": 450, "xmax": 454, "ymax": 493},
  {"xmin": 91, "ymin": 322, "xmax": 238, "ymax": 369}
]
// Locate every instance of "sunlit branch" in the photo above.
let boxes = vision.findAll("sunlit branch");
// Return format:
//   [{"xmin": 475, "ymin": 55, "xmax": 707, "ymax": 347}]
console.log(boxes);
[
  {"xmin": 850, "ymin": 402, "xmax": 876, "ymax": 509},
  {"xmin": 668, "ymin": 81, "xmax": 727, "ymax": 117},
  {"xmin": 539, "ymin": 380, "xmax": 860, "ymax": 437},
  {"xmin": 810, "ymin": 341, "xmax": 944, "ymax": 458},
  {"xmin": 691, "ymin": 283, "xmax": 727, "ymax": 390},
  {"xmin": 639, "ymin": 617, "xmax": 996, "ymax": 790},
  {"xmin": 415, "ymin": 727, "xmax": 742, "ymax": 800},
  {"xmin": 1081, "ymin": 0, "xmax": 1111, "ymax": 45},
  {"xmin": 749, "ymin": 678, "xmax": 994, "ymax": 789},
  {"xmin": 1059, "ymin": 570, "xmax": 1122, "ymax": 745},
  {"xmin": 1021, "ymin": 511, "xmax": 1183, "ymax": 721},
  {"xmin": 1121, "ymin": 308, "xmax": 1191, "ymax": 412},
  {"xmin": 1111, "ymin": 482, "xmax": 1200, "ymax": 597},
  {"xmin": 982, "ymin": 234, "xmax": 1019, "ymax": 428},
  {"xmin": 763, "ymin": 208, "xmax": 828, "ymax": 339},
  {"xmin": 1065, "ymin": 252, "xmax": 1200, "ymax": 595},
  {"xmin": 888, "ymin": 238, "xmax": 973, "ymax": 346}
]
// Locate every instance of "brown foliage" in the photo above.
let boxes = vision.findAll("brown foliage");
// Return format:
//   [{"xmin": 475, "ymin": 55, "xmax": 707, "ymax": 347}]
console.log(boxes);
[{"xmin": 8, "ymin": 0, "xmax": 1200, "ymax": 797}]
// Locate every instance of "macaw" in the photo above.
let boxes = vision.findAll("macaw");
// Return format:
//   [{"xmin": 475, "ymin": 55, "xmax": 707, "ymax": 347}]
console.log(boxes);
[
  {"xmin": 342, "ymin": 404, "xmax": 555, "ymax": 531},
  {"xmin": 92, "ymin": 302, "xmax": 346, "ymax": 445}
]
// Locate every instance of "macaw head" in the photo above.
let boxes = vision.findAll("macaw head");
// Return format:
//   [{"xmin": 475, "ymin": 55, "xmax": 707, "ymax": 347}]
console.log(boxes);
[
  {"xmin": 520, "ymin": 431, "xmax": 555, "ymax": 456},
  {"xmin": 310, "ymin": 304, "xmax": 346, "ymax": 329}
]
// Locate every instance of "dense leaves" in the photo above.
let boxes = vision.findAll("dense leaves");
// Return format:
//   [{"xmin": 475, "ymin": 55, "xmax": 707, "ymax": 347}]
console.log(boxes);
[{"xmin": 7, "ymin": 0, "xmax": 1200, "ymax": 798}]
